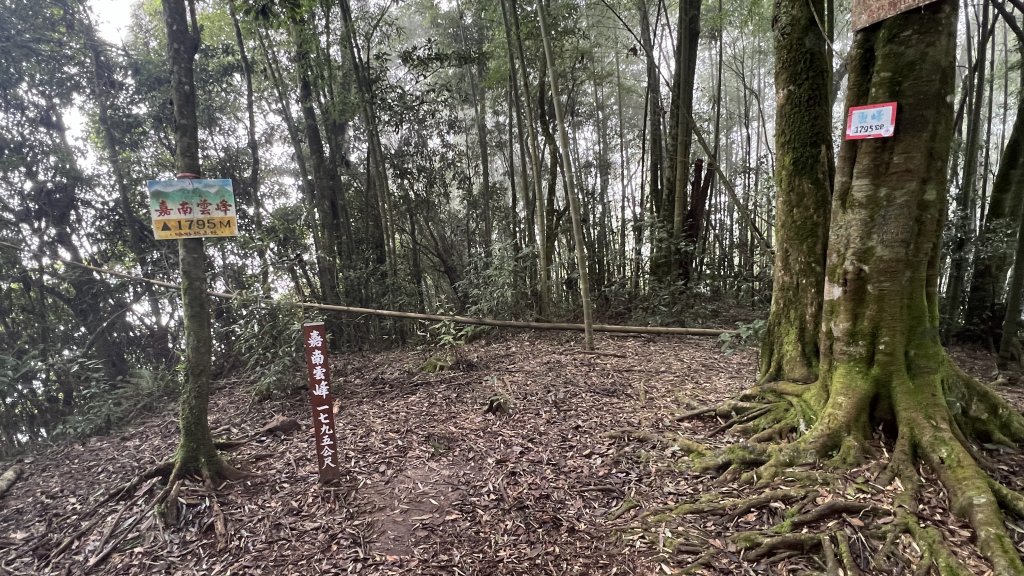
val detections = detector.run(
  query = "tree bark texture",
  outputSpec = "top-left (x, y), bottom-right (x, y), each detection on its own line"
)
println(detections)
top-left (965, 69), bottom-right (1024, 344)
top-left (759, 0), bottom-right (833, 384)
top-left (161, 0), bottom-right (233, 482)
top-left (807, 3), bottom-right (1024, 571)
top-left (668, 0), bottom-right (702, 280)
top-left (944, 0), bottom-right (991, 338)
top-left (291, 16), bottom-right (343, 316)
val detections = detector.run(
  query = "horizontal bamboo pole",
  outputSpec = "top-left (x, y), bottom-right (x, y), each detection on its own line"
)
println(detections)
top-left (292, 301), bottom-right (733, 336)
top-left (0, 240), bottom-right (735, 337)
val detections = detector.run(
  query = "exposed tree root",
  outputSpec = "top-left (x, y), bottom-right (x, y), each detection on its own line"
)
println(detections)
top-left (640, 488), bottom-right (814, 524)
top-left (603, 428), bottom-right (706, 456)
top-left (152, 447), bottom-right (250, 525)
top-left (821, 532), bottom-right (841, 576)
top-left (607, 498), bottom-right (639, 521)
top-left (903, 515), bottom-right (974, 576)
top-left (989, 478), bottom-right (1024, 519)
top-left (42, 474), bottom-right (163, 568)
top-left (834, 531), bottom-right (863, 576)
top-left (781, 499), bottom-right (884, 532)
top-left (648, 355), bottom-right (1024, 573)
top-left (730, 531), bottom-right (820, 562)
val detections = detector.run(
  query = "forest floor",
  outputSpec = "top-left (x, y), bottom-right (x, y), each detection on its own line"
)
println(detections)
top-left (1, 331), bottom-right (1023, 575)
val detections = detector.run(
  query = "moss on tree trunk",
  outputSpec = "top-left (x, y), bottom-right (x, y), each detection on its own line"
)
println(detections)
top-left (161, 0), bottom-right (238, 486)
top-left (759, 0), bottom-right (833, 384)
top-left (678, 2), bottom-right (1024, 572)
top-left (774, 2), bottom-right (1024, 570)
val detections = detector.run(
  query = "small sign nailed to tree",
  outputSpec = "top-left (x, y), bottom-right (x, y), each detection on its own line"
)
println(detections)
top-left (845, 102), bottom-right (898, 140)
top-left (302, 322), bottom-right (341, 483)
top-left (852, 0), bottom-right (940, 31)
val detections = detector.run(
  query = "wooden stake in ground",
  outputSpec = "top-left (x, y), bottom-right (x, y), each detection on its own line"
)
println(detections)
top-left (302, 322), bottom-right (341, 483)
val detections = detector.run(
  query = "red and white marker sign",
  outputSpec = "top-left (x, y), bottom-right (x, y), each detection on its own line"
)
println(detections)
top-left (845, 102), bottom-right (898, 140)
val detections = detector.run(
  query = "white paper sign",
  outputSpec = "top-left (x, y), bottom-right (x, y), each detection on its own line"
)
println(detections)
top-left (845, 102), bottom-right (898, 140)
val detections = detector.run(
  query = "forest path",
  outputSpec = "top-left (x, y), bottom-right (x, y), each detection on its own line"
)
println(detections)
top-left (0, 332), bottom-right (752, 575)
top-left (4, 334), bottom-right (1021, 574)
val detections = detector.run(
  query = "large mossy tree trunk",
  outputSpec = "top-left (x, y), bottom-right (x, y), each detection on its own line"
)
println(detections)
top-left (771, 2), bottom-right (1024, 570)
top-left (161, 0), bottom-right (239, 485)
top-left (758, 0), bottom-right (833, 385)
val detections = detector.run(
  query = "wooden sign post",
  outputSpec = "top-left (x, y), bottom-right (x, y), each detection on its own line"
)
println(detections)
top-left (302, 322), bottom-right (341, 483)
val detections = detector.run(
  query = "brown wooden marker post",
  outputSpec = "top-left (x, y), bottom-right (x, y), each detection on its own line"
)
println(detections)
top-left (302, 322), bottom-right (341, 483)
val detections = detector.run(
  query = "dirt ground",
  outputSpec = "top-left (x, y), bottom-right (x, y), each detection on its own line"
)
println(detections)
top-left (1, 332), bottom-right (1022, 575)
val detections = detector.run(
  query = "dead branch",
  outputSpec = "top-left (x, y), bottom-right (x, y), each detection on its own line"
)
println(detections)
top-left (85, 510), bottom-right (149, 572)
top-left (706, 405), bottom-right (773, 437)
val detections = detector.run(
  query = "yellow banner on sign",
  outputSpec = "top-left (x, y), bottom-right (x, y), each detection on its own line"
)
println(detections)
top-left (153, 217), bottom-right (237, 240)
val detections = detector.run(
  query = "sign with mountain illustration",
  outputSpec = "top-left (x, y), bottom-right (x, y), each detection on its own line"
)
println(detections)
top-left (852, 0), bottom-right (940, 31)
top-left (147, 179), bottom-right (237, 240)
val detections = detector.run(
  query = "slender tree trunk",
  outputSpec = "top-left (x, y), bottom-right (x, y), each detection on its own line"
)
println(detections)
top-left (998, 198), bottom-right (1024, 370)
top-left (945, 0), bottom-right (991, 337)
top-left (337, 0), bottom-right (397, 286)
top-left (637, 0), bottom-right (665, 283)
top-left (500, 0), bottom-right (536, 298)
top-left (614, 53), bottom-right (630, 281)
top-left (679, 159), bottom-right (712, 286)
top-left (506, 0), bottom-right (551, 316)
top-left (79, 8), bottom-right (173, 369)
top-left (668, 0), bottom-right (702, 279)
top-left (406, 194), bottom-right (427, 313)
top-left (471, 59), bottom-right (493, 262)
top-left (160, 0), bottom-right (237, 484)
top-left (291, 17), bottom-right (342, 316)
top-left (226, 0), bottom-right (269, 294)
top-left (965, 45), bottom-right (1024, 345)
top-left (537, 0), bottom-right (594, 350)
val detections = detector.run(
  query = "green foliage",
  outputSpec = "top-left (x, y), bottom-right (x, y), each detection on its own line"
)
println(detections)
top-left (56, 369), bottom-right (178, 440)
top-left (458, 241), bottom-right (534, 320)
top-left (224, 294), bottom-right (304, 400)
top-left (421, 320), bottom-right (465, 372)
top-left (718, 319), bottom-right (766, 354)
top-left (430, 319), bottom-right (472, 348)
top-left (420, 319), bottom-right (485, 372)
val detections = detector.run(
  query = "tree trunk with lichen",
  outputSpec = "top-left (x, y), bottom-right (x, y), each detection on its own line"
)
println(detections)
top-left (672, 3), bottom-right (1024, 572)
top-left (161, 0), bottom-right (239, 485)
top-left (758, 2), bottom-right (1024, 571)
top-left (758, 0), bottom-right (833, 385)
